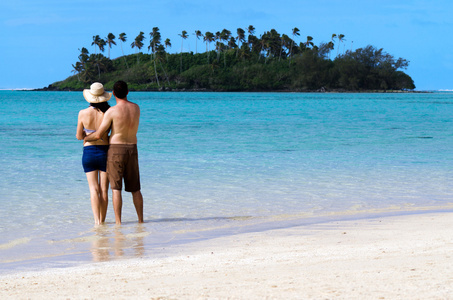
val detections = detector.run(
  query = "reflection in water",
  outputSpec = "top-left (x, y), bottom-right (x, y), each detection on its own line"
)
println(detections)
top-left (113, 227), bottom-right (126, 257)
top-left (132, 225), bottom-right (146, 257)
top-left (87, 215), bottom-right (270, 263)
top-left (90, 224), bottom-right (146, 262)
top-left (91, 226), bottom-right (110, 262)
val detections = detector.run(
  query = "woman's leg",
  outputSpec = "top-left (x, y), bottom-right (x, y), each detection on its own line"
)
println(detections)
top-left (99, 171), bottom-right (109, 223)
top-left (86, 170), bottom-right (102, 225)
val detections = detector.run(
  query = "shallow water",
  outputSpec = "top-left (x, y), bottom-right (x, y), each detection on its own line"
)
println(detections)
top-left (1, 91), bottom-right (453, 273)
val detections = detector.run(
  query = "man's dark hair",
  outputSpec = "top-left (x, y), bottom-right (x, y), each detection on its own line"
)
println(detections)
top-left (113, 80), bottom-right (129, 99)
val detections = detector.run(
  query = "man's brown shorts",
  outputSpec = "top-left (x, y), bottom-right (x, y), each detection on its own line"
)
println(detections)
top-left (107, 144), bottom-right (141, 192)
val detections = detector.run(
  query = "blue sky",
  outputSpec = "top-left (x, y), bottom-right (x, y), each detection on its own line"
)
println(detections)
top-left (1, 0), bottom-right (451, 90)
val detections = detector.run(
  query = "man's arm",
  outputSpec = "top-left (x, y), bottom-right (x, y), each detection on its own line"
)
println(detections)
top-left (84, 109), bottom-right (113, 142)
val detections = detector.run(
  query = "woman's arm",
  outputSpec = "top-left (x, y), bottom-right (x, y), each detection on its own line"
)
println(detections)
top-left (76, 111), bottom-right (86, 140)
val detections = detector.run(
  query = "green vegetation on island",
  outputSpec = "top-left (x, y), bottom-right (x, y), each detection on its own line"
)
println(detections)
top-left (47, 27), bottom-right (415, 92)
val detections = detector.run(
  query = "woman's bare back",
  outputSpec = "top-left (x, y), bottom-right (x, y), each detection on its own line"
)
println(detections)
top-left (79, 107), bottom-right (109, 146)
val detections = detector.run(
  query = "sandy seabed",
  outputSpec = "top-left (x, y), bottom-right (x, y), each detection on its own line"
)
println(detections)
top-left (1, 212), bottom-right (453, 299)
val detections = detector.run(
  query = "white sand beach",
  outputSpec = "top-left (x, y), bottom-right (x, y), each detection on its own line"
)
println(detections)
top-left (2, 212), bottom-right (453, 299)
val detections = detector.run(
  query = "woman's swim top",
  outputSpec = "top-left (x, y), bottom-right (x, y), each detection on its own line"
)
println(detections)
top-left (83, 128), bottom-right (96, 134)
top-left (83, 128), bottom-right (104, 142)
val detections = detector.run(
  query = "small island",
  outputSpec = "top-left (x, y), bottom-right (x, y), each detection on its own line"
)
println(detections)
top-left (44, 27), bottom-right (415, 92)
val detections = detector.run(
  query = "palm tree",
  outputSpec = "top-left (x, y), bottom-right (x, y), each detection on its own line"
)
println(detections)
top-left (72, 62), bottom-right (82, 81)
top-left (338, 34), bottom-right (346, 54)
top-left (247, 25), bottom-right (256, 51)
top-left (178, 30), bottom-right (188, 73)
top-left (149, 27), bottom-right (162, 87)
top-left (290, 27), bottom-right (300, 64)
top-left (131, 32), bottom-right (145, 53)
top-left (258, 34), bottom-right (269, 62)
top-left (327, 41), bottom-right (335, 59)
top-left (228, 36), bottom-right (237, 49)
top-left (118, 32), bottom-right (129, 68)
top-left (105, 33), bottom-right (116, 58)
top-left (214, 31), bottom-right (222, 61)
top-left (149, 27), bottom-right (161, 58)
top-left (236, 28), bottom-right (245, 57)
top-left (78, 47), bottom-right (89, 63)
top-left (221, 29), bottom-right (231, 48)
top-left (179, 30), bottom-right (188, 52)
top-left (93, 53), bottom-right (106, 79)
top-left (247, 25), bottom-right (255, 39)
top-left (76, 47), bottom-right (94, 82)
top-left (260, 29), bottom-right (281, 59)
top-left (91, 38), bottom-right (106, 79)
top-left (164, 38), bottom-right (171, 62)
top-left (131, 32), bottom-right (145, 64)
top-left (155, 53), bottom-right (171, 86)
top-left (164, 38), bottom-right (172, 50)
top-left (220, 29), bottom-right (231, 67)
top-left (91, 35), bottom-right (101, 54)
top-left (331, 34), bottom-right (337, 56)
top-left (283, 34), bottom-right (292, 58)
top-left (204, 31), bottom-right (214, 63)
top-left (331, 33), bottom-right (337, 43)
top-left (334, 34), bottom-right (345, 56)
top-left (194, 30), bottom-right (202, 54)
top-left (98, 39), bottom-right (106, 53)
top-left (305, 36), bottom-right (314, 48)
top-left (280, 34), bottom-right (290, 61)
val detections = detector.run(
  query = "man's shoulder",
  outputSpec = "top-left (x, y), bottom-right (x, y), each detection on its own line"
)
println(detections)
top-left (122, 100), bottom-right (140, 111)
top-left (125, 100), bottom-right (139, 107)
top-left (103, 105), bottom-right (117, 119)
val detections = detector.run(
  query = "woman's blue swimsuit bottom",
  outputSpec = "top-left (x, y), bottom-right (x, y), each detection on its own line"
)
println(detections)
top-left (82, 145), bottom-right (109, 173)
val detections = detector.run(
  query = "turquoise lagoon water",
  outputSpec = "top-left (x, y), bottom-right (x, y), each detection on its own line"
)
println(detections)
top-left (1, 90), bottom-right (453, 273)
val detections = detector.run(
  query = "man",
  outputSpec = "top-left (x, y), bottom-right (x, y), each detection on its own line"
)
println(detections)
top-left (85, 80), bottom-right (143, 224)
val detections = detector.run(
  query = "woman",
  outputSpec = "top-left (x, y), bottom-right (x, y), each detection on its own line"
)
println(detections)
top-left (76, 82), bottom-right (111, 225)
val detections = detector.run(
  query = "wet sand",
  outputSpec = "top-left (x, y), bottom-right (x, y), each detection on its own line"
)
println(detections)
top-left (2, 212), bottom-right (453, 299)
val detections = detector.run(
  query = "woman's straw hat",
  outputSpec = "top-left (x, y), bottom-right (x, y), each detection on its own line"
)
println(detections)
top-left (83, 82), bottom-right (112, 103)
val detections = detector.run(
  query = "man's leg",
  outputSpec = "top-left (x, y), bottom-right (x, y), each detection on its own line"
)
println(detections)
top-left (132, 190), bottom-right (144, 223)
top-left (112, 189), bottom-right (123, 225)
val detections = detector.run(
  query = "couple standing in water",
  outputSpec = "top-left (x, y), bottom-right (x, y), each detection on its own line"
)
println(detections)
top-left (76, 81), bottom-right (143, 225)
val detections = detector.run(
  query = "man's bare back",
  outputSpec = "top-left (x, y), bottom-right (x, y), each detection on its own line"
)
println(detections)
top-left (103, 99), bottom-right (140, 145)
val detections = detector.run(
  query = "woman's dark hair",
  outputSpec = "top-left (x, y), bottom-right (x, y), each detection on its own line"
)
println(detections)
top-left (90, 102), bottom-right (110, 113)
